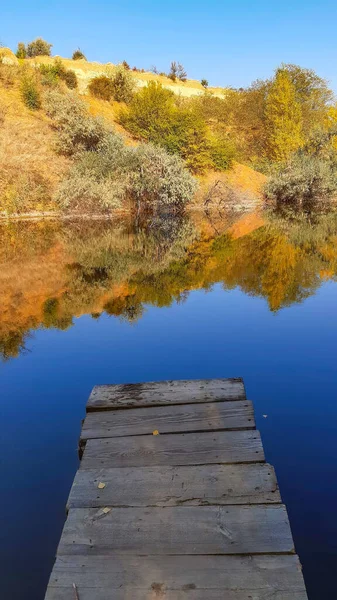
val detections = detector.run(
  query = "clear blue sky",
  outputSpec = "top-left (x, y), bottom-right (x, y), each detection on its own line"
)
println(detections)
top-left (2, 0), bottom-right (337, 90)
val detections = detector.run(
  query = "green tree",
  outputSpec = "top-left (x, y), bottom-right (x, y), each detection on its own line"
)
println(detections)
top-left (26, 38), bottom-right (52, 57)
top-left (120, 82), bottom-right (212, 172)
top-left (265, 69), bottom-right (303, 162)
top-left (16, 42), bottom-right (27, 59)
top-left (281, 64), bottom-right (333, 139)
top-left (165, 108), bottom-right (211, 172)
top-left (110, 64), bottom-right (135, 103)
top-left (119, 81), bottom-right (175, 144)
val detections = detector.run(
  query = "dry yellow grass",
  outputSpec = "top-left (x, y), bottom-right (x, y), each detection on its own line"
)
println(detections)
top-left (193, 162), bottom-right (267, 207)
top-left (0, 76), bottom-right (70, 213)
top-left (0, 47), bottom-right (19, 65)
top-left (30, 55), bottom-right (226, 98)
top-left (0, 51), bottom-right (264, 217)
top-left (85, 96), bottom-right (136, 144)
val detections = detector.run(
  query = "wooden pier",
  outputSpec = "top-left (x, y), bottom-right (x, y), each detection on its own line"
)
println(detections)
top-left (45, 378), bottom-right (308, 599)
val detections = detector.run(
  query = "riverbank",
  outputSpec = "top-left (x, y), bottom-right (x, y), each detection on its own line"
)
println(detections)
top-left (0, 162), bottom-right (266, 221)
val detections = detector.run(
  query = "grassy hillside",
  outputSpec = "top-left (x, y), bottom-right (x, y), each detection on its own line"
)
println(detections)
top-left (0, 47), bottom-right (265, 217)
top-left (0, 65), bottom-right (70, 214)
top-left (31, 55), bottom-right (226, 98)
top-left (2, 43), bottom-right (337, 217)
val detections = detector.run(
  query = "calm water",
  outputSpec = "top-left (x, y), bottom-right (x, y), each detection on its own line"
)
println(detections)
top-left (1, 210), bottom-right (337, 599)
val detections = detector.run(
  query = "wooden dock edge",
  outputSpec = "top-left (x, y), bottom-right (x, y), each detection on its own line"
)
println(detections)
top-left (44, 378), bottom-right (308, 600)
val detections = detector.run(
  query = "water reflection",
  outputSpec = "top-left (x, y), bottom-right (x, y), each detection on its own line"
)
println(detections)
top-left (1, 208), bottom-right (337, 360)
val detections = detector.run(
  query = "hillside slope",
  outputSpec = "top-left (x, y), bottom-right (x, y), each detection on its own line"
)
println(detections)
top-left (32, 55), bottom-right (226, 98)
top-left (0, 49), bottom-right (265, 216)
top-left (0, 76), bottom-right (70, 213)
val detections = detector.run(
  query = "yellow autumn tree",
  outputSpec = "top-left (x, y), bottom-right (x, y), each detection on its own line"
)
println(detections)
top-left (323, 104), bottom-right (337, 151)
top-left (265, 69), bottom-right (303, 162)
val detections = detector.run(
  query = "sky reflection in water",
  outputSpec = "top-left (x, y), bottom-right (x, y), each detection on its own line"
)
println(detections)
top-left (0, 209), bottom-right (337, 599)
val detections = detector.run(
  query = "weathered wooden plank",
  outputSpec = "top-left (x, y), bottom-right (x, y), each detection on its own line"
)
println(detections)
top-left (67, 463), bottom-right (280, 508)
top-left (81, 400), bottom-right (255, 441)
top-left (45, 554), bottom-right (308, 600)
top-left (87, 378), bottom-right (246, 411)
top-left (46, 588), bottom-right (307, 600)
top-left (46, 589), bottom-right (307, 600)
top-left (57, 505), bottom-right (294, 555)
top-left (81, 429), bottom-right (265, 469)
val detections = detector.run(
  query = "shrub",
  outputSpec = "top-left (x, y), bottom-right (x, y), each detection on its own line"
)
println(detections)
top-left (165, 108), bottom-right (212, 173)
top-left (201, 79), bottom-right (208, 88)
top-left (16, 43), bottom-right (27, 59)
top-left (122, 60), bottom-right (130, 70)
top-left (40, 59), bottom-right (77, 89)
top-left (168, 61), bottom-right (178, 81)
top-left (89, 67), bottom-right (135, 103)
top-left (56, 131), bottom-right (197, 213)
top-left (56, 130), bottom-right (129, 211)
top-left (21, 75), bottom-right (41, 110)
top-left (120, 82), bottom-right (212, 173)
top-left (177, 63), bottom-right (187, 82)
top-left (209, 136), bottom-right (236, 170)
top-left (89, 75), bottom-right (114, 100)
top-left (168, 61), bottom-right (187, 82)
top-left (265, 153), bottom-right (337, 211)
top-left (39, 65), bottom-right (59, 87)
top-left (39, 61), bottom-right (63, 86)
top-left (57, 163), bottom-right (126, 212)
top-left (0, 168), bottom-right (51, 213)
top-left (119, 81), bottom-right (175, 143)
top-left (62, 69), bottom-right (77, 89)
top-left (72, 48), bottom-right (86, 60)
top-left (129, 143), bottom-right (198, 211)
top-left (44, 90), bottom-right (107, 154)
top-left (110, 64), bottom-right (135, 103)
top-left (26, 38), bottom-right (52, 58)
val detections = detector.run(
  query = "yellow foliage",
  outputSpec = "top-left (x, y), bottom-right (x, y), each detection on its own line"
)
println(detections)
top-left (265, 69), bottom-right (304, 162)
top-left (324, 105), bottom-right (337, 150)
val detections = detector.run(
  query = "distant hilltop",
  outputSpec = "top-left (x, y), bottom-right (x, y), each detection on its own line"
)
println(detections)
top-left (2, 47), bottom-right (226, 98)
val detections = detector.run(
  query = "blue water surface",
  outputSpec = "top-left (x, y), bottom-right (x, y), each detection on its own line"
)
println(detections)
top-left (1, 281), bottom-right (337, 599)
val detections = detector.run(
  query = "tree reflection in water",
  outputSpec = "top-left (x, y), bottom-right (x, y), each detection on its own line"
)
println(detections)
top-left (1, 207), bottom-right (337, 359)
